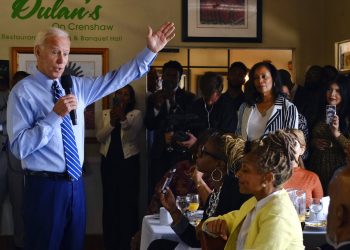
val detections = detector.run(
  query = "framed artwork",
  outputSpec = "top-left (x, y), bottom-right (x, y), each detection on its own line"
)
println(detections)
top-left (182, 0), bottom-right (262, 42)
top-left (335, 39), bottom-right (350, 73)
top-left (11, 47), bottom-right (109, 143)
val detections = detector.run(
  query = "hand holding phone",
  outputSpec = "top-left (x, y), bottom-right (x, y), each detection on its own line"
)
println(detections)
top-left (161, 168), bottom-right (176, 194)
top-left (326, 105), bottom-right (336, 125)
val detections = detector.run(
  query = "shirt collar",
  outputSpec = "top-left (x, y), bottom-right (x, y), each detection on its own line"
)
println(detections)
top-left (256, 189), bottom-right (283, 211)
top-left (33, 68), bottom-right (61, 91)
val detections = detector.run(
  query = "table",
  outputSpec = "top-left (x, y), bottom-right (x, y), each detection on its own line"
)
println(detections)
top-left (303, 227), bottom-right (327, 250)
top-left (140, 214), bottom-right (326, 250)
top-left (140, 214), bottom-right (201, 250)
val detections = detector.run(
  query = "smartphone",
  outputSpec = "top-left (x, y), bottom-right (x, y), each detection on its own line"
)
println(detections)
top-left (161, 168), bottom-right (176, 194)
top-left (326, 105), bottom-right (336, 125)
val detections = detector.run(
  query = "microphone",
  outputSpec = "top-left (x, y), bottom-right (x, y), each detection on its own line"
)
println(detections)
top-left (61, 75), bottom-right (77, 125)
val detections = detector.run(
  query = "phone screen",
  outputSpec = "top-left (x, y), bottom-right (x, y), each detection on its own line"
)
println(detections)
top-left (326, 105), bottom-right (336, 125)
top-left (161, 168), bottom-right (176, 194)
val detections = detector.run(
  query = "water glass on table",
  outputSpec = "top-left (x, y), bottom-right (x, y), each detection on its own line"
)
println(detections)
top-left (176, 195), bottom-right (190, 214)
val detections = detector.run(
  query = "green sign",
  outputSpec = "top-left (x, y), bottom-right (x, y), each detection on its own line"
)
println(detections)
top-left (12, 0), bottom-right (102, 20)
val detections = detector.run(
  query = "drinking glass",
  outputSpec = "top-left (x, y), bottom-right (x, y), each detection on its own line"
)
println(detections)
top-left (176, 195), bottom-right (189, 214)
top-left (310, 198), bottom-right (323, 220)
top-left (188, 194), bottom-right (200, 213)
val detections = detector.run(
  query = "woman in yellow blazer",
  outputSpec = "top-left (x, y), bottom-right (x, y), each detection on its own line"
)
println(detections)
top-left (202, 130), bottom-right (304, 250)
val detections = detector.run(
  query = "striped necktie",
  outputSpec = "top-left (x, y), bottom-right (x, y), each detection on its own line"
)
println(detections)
top-left (52, 81), bottom-right (81, 181)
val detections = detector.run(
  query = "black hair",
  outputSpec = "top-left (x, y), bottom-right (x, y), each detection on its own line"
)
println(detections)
top-left (320, 75), bottom-right (350, 134)
top-left (162, 60), bottom-right (183, 77)
top-left (199, 72), bottom-right (223, 98)
top-left (244, 61), bottom-right (282, 106)
top-left (11, 71), bottom-right (30, 87)
top-left (278, 69), bottom-right (293, 91)
top-left (118, 84), bottom-right (136, 114)
top-left (229, 61), bottom-right (248, 73)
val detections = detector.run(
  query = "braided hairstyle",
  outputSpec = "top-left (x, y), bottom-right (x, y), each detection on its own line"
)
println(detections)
top-left (223, 134), bottom-right (246, 173)
top-left (252, 130), bottom-right (297, 187)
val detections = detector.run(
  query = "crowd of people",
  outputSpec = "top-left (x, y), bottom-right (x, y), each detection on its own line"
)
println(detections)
top-left (1, 21), bottom-right (350, 250)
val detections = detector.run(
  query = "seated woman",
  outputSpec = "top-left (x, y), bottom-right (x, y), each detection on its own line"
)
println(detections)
top-left (202, 130), bottom-right (304, 250)
top-left (130, 130), bottom-right (216, 250)
top-left (147, 132), bottom-right (250, 250)
top-left (283, 129), bottom-right (323, 206)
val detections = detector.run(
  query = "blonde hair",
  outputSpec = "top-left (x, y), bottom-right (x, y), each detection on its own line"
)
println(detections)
top-left (286, 129), bottom-right (306, 168)
top-left (223, 134), bottom-right (246, 173)
top-left (252, 130), bottom-right (297, 187)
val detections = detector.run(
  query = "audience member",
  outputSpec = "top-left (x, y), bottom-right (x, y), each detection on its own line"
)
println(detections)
top-left (6, 23), bottom-right (175, 250)
top-left (145, 60), bottom-right (195, 196)
top-left (283, 129), bottom-right (323, 206)
top-left (294, 65), bottom-right (326, 131)
top-left (130, 129), bottom-right (216, 250)
top-left (279, 69), bottom-right (310, 159)
top-left (201, 130), bottom-right (304, 249)
top-left (96, 85), bottom-right (142, 250)
top-left (148, 132), bottom-right (250, 249)
top-left (310, 75), bottom-right (350, 193)
top-left (236, 61), bottom-right (298, 141)
top-left (186, 72), bottom-right (224, 137)
top-left (0, 71), bottom-right (29, 250)
top-left (216, 62), bottom-right (247, 133)
top-left (325, 166), bottom-right (350, 250)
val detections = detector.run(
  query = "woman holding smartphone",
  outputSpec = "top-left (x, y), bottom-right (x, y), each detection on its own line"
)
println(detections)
top-left (96, 85), bottom-right (142, 250)
top-left (309, 75), bottom-right (350, 193)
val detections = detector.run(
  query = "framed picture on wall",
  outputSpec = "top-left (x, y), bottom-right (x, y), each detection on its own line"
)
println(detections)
top-left (182, 0), bottom-right (262, 42)
top-left (335, 39), bottom-right (350, 73)
top-left (11, 47), bottom-right (109, 143)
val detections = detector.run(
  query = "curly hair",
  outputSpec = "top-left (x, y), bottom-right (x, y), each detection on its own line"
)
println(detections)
top-left (223, 134), bottom-right (246, 173)
top-left (252, 130), bottom-right (297, 187)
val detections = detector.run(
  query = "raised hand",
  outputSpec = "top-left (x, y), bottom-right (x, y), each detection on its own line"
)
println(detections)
top-left (147, 22), bottom-right (175, 53)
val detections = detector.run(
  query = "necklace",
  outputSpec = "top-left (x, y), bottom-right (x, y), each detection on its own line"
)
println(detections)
top-left (204, 100), bottom-right (214, 128)
top-left (257, 103), bottom-right (273, 117)
top-left (205, 185), bottom-right (222, 217)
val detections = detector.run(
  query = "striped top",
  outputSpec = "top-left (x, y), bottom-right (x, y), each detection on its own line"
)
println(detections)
top-left (236, 95), bottom-right (299, 140)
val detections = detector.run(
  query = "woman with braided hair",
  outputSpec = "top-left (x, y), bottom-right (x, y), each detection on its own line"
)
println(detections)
top-left (202, 130), bottom-right (304, 250)
top-left (147, 131), bottom-right (250, 250)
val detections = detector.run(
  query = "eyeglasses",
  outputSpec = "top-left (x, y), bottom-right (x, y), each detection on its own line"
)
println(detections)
top-left (199, 145), bottom-right (222, 160)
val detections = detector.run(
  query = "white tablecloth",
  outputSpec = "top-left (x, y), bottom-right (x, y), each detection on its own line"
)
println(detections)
top-left (140, 214), bottom-right (326, 250)
top-left (140, 214), bottom-right (201, 250)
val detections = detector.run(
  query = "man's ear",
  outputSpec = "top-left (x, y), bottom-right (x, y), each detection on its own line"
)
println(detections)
top-left (34, 45), bottom-right (40, 58)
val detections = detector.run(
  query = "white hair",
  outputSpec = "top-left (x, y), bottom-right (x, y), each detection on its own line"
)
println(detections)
top-left (34, 27), bottom-right (70, 48)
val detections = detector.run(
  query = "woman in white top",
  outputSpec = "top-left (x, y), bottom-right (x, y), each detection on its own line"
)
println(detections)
top-left (236, 62), bottom-right (298, 141)
top-left (96, 84), bottom-right (142, 250)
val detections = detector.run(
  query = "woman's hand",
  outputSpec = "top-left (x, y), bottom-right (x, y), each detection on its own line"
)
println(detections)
top-left (330, 114), bottom-right (341, 137)
top-left (110, 104), bottom-right (126, 126)
top-left (159, 187), bottom-right (177, 214)
top-left (205, 219), bottom-right (229, 240)
top-left (312, 138), bottom-right (332, 150)
top-left (189, 165), bottom-right (204, 186)
top-left (177, 132), bottom-right (197, 149)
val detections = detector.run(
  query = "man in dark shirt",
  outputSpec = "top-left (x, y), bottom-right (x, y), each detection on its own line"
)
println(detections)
top-left (145, 60), bottom-right (195, 196)
top-left (216, 61), bottom-right (247, 133)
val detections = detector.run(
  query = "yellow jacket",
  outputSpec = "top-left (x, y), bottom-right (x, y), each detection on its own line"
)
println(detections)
top-left (204, 189), bottom-right (304, 250)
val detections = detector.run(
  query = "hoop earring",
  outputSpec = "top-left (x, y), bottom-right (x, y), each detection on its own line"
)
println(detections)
top-left (211, 168), bottom-right (223, 182)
